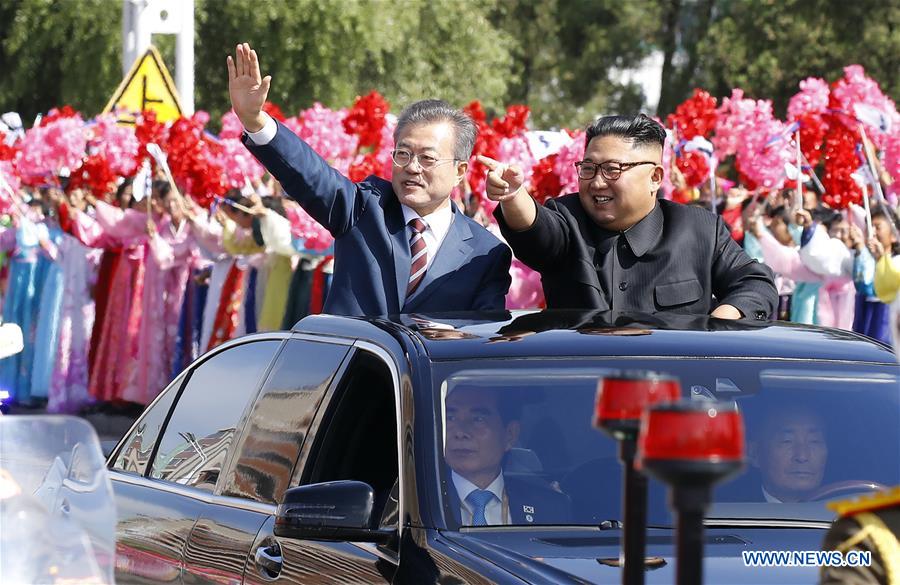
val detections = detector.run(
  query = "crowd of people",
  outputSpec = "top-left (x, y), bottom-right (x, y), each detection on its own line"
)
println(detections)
top-left (0, 47), bottom-right (897, 416)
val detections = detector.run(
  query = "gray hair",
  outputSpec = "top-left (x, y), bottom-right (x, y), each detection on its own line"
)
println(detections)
top-left (394, 99), bottom-right (477, 161)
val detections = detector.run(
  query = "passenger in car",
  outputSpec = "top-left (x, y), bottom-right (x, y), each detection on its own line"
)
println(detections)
top-left (748, 402), bottom-right (828, 503)
top-left (484, 113), bottom-right (778, 320)
top-left (443, 385), bottom-right (570, 526)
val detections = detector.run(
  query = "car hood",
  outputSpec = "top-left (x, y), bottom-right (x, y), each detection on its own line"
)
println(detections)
top-left (440, 526), bottom-right (826, 584)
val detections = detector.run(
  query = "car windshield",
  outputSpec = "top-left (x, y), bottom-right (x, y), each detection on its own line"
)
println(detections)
top-left (434, 358), bottom-right (900, 528)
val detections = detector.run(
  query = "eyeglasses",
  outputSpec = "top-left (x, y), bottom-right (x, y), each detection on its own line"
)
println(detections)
top-left (574, 160), bottom-right (657, 181)
top-left (391, 149), bottom-right (458, 170)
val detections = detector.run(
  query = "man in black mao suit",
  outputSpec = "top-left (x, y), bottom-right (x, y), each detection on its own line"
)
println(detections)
top-left (481, 114), bottom-right (777, 320)
top-left (228, 43), bottom-right (511, 316)
top-left (443, 384), bottom-right (570, 527)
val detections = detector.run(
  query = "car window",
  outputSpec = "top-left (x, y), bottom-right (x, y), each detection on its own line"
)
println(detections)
top-left (302, 350), bottom-right (398, 523)
top-left (149, 340), bottom-right (281, 492)
top-left (111, 371), bottom-right (185, 476)
top-left (434, 360), bottom-right (900, 528)
top-left (220, 338), bottom-right (350, 504)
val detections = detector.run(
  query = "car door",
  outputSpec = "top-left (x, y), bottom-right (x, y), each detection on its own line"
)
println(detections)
top-left (182, 335), bottom-right (352, 585)
top-left (242, 343), bottom-right (402, 584)
top-left (110, 337), bottom-right (284, 585)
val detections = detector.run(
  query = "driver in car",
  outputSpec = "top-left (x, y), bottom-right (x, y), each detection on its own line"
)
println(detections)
top-left (749, 402), bottom-right (828, 503)
top-left (443, 385), bottom-right (570, 526)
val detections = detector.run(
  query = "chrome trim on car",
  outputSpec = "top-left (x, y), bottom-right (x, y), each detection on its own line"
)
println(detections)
top-left (704, 518), bottom-right (832, 529)
top-left (110, 469), bottom-right (276, 515)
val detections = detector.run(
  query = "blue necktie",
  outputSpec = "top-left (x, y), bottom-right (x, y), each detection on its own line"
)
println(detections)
top-left (465, 489), bottom-right (495, 526)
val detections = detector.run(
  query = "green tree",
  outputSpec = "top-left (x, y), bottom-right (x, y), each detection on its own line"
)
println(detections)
top-left (490, 0), bottom-right (663, 129)
top-left (194, 0), bottom-right (516, 126)
top-left (0, 0), bottom-right (121, 122)
top-left (659, 0), bottom-right (899, 117)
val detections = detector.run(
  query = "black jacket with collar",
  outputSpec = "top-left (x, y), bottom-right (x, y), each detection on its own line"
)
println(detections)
top-left (495, 196), bottom-right (777, 320)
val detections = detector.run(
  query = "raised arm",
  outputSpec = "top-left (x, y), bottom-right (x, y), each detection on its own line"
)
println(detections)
top-left (228, 42), bottom-right (361, 237)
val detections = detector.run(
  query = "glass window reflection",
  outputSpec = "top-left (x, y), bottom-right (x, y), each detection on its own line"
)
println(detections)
top-left (112, 373), bottom-right (183, 476)
top-left (221, 339), bottom-right (349, 503)
top-left (150, 340), bottom-right (281, 492)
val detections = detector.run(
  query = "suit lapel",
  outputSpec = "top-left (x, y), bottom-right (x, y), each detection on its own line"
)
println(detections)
top-left (404, 204), bottom-right (473, 311)
top-left (446, 479), bottom-right (463, 525)
top-left (505, 480), bottom-right (534, 524)
top-left (386, 196), bottom-right (411, 310)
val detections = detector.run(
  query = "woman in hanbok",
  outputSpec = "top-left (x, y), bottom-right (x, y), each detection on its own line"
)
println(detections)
top-left (29, 201), bottom-right (65, 402)
top-left (0, 206), bottom-right (51, 404)
top-left (749, 205), bottom-right (823, 324)
top-left (69, 186), bottom-right (169, 405)
top-left (798, 210), bottom-right (856, 331)
top-left (869, 207), bottom-right (900, 306)
top-left (251, 197), bottom-right (297, 331)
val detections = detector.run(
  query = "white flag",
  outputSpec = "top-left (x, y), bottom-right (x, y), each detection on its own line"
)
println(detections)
top-left (854, 104), bottom-right (892, 133)
top-left (784, 162), bottom-right (810, 183)
top-left (525, 131), bottom-right (572, 160)
top-left (133, 160), bottom-right (152, 202)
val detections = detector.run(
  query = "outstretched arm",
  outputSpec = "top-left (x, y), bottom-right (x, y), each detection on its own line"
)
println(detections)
top-left (228, 42), bottom-right (363, 238)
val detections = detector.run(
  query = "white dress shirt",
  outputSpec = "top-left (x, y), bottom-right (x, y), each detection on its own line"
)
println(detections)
top-left (762, 486), bottom-right (784, 503)
top-left (245, 113), bottom-right (279, 145)
top-left (401, 204), bottom-right (453, 274)
top-left (452, 471), bottom-right (506, 526)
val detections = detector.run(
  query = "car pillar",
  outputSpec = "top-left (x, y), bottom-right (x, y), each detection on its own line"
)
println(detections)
top-left (594, 371), bottom-right (681, 585)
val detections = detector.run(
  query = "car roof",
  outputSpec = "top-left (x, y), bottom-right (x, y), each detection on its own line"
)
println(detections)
top-left (292, 310), bottom-right (896, 364)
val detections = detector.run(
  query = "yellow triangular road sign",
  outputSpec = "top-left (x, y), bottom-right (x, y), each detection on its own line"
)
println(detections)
top-left (103, 45), bottom-right (183, 124)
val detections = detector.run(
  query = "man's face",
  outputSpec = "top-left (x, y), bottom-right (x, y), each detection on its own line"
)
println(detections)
top-left (444, 387), bottom-right (518, 488)
top-left (752, 410), bottom-right (828, 502)
top-left (391, 121), bottom-right (466, 216)
top-left (578, 135), bottom-right (663, 232)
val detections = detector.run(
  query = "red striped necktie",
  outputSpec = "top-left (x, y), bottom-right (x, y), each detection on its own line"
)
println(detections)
top-left (407, 218), bottom-right (428, 296)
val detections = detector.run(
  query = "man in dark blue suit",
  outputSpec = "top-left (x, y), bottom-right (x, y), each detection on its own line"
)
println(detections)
top-left (443, 384), bottom-right (570, 526)
top-left (227, 43), bottom-right (511, 316)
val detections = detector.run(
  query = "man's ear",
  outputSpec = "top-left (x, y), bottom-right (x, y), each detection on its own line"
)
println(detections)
top-left (650, 164), bottom-right (664, 194)
top-left (505, 421), bottom-right (521, 451)
top-left (455, 161), bottom-right (469, 185)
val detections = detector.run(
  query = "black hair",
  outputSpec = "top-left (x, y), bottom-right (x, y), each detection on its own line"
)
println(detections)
top-left (152, 179), bottom-right (171, 199)
top-left (224, 188), bottom-right (253, 215)
top-left (115, 177), bottom-right (134, 208)
top-left (809, 206), bottom-right (837, 225)
top-left (584, 113), bottom-right (666, 152)
top-left (766, 204), bottom-right (792, 225)
top-left (261, 196), bottom-right (286, 218)
top-left (818, 209), bottom-right (846, 232)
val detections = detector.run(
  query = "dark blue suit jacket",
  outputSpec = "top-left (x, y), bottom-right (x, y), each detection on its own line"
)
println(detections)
top-left (243, 122), bottom-right (512, 316)
top-left (447, 474), bottom-right (572, 526)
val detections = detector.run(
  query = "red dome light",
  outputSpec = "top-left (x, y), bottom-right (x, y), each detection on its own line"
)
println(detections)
top-left (637, 401), bottom-right (745, 483)
top-left (594, 371), bottom-right (681, 437)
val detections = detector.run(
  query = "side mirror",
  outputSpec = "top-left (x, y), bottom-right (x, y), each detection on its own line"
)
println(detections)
top-left (275, 480), bottom-right (395, 544)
